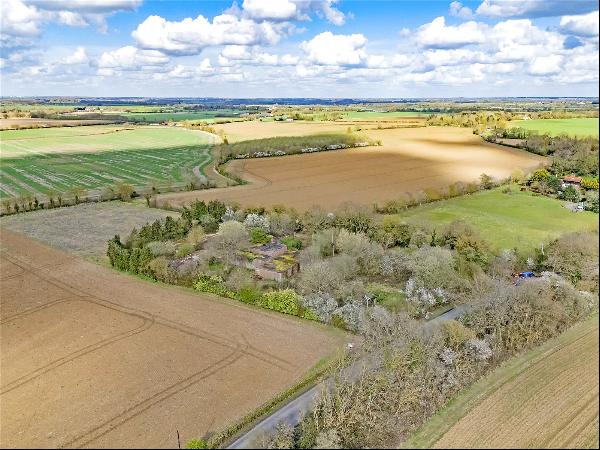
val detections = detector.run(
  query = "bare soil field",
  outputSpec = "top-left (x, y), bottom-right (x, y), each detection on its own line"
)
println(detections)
top-left (0, 118), bottom-right (114, 130)
top-left (405, 315), bottom-right (599, 449)
top-left (213, 120), bottom-right (358, 142)
top-left (157, 127), bottom-right (545, 211)
top-left (213, 119), bottom-right (425, 143)
top-left (0, 202), bottom-right (177, 260)
top-left (0, 229), bottom-right (344, 448)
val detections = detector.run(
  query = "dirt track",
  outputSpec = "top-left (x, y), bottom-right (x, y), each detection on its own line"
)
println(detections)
top-left (157, 126), bottom-right (546, 211)
top-left (0, 229), bottom-right (343, 448)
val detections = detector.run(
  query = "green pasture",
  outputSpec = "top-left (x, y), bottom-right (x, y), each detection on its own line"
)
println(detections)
top-left (391, 187), bottom-right (598, 251)
top-left (120, 109), bottom-right (243, 123)
top-left (0, 125), bottom-right (213, 198)
top-left (509, 118), bottom-right (598, 137)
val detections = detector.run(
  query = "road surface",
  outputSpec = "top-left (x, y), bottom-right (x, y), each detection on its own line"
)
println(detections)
top-left (226, 305), bottom-right (470, 448)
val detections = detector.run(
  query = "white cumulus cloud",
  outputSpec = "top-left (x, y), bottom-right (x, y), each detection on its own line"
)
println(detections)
top-left (300, 31), bottom-right (368, 66)
top-left (476, 0), bottom-right (598, 18)
top-left (449, 1), bottom-right (473, 19)
top-left (560, 11), bottom-right (599, 37)
top-left (529, 54), bottom-right (563, 75)
top-left (132, 14), bottom-right (291, 55)
top-left (416, 17), bottom-right (487, 49)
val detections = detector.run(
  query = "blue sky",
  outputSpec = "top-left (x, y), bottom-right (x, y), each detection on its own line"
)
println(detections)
top-left (1, 0), bottom-right (598, 97)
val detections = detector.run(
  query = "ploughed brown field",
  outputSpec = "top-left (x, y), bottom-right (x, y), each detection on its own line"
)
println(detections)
top-left (0, 229), bottom-right (343, 448)
top-left (213, 120), bottom-right (358, 142)
top-left (158, 126), bottom-right (546, 211)
top-left (432, 318), bottom-right (599, 449)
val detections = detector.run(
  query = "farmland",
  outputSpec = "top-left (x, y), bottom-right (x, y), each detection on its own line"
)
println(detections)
top-left (120, 109), bottom-right (244, 123)
top-left (0, 125), bottom-right (214, 198)
top-left (404, 314), bottom-right (599, 449)
top-left (509, 118), bottom-right (599, 137)
top-left (0, 201), bottom-right (177, 259)
top-left (394, 187), bottom-right (599, 251)
top-left (214, 120), bottom-right (358, 142)
top-left (342, 111), bottom-right (430, 119)
top-left (0, 229), bottom-right (344, 448)
top-left (157, 126), bottom-right (546, 211)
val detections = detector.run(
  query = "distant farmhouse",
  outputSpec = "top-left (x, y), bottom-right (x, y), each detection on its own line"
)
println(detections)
top-left (561, 175), bottom-right (582, 188)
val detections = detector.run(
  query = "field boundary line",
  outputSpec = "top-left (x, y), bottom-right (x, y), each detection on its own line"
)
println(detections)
top-left (402, 316), bottom-right (598, 448)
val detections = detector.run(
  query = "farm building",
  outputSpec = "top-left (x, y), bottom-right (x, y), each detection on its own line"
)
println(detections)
top-left (562, 175), bottom-right (582, 187)
top-left (240, 241), bottom-right (300, 282)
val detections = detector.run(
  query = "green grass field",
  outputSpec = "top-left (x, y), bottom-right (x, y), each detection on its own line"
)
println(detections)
top-left (121, 109), bottom-right (243, 123)
top-left (392, 187), bottom-right (598, 251)
top-left (0, 125), bottom-right (213, 198)
top-left (509, 118), bottom-right (599, 137)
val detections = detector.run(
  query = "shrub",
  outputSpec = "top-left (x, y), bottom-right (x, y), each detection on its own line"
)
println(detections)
top-left (236, 286), bottom-right (262, 304)
top-left (146, 240), bottom-right (177, 257)
top-left (258, 289), bottom-right (302, 316)
top-left (198, 214), bottom-right (219, 233)
top-left (442, 320), bottom-right (476, 349)
top-left (584, 190), bottom-right (599, 213)
top-left (281, 235), bottom-right (302, 250)
top-left (146, 257), bottom-right (179, 284)
top-left (176, 243), bottom-right (195, 258)
top-left (269, 212), bottom-right (297, 236)
top-left (244, 213), bottom-right (270, 231)
top-left (186, 226), bottom-right (205, 246)
top-left (330, 314), bottom-right (348, 330)
top-left (531, 168), bottom-right (551, 182)
top-left (334, 203), bottom-right (374, 233)
top-left (561, 185), bottom-right (581, 202)
top-left (250, 227), bottom-right (271, 245)
top-left (194, 275), bottom-right (236, 298)
top-left (581, 177), bottom-right (599, 190)
top-left (479, 173), bottom-right (494, 190)
top-left (301, 293), bottom-right (338, 322)
top-left (185, 439), bottom-right (208, 449)
top-left (224, 267), bottom-right (255, 291)
top-left (455, 234), bottom-right (491, 267)
top-left (115, 182), bottom-right (134, 201)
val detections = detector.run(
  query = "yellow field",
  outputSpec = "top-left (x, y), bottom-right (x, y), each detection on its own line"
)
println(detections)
top-left (157, 126), bottom-right (545, 211)
top-left (404, 315), bottom-right (599, 449)
top-left (213, 118), bottom-right (425, 142)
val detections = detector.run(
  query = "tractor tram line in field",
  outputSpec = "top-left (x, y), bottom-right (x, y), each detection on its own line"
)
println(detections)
top-left (0, 125), bottom-right (214, 201)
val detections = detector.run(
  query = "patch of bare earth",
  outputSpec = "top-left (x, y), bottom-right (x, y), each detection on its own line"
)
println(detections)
top-left (433, 323), bottom-right (599, 449)
top-left (157, 126), bottom-right (545, 211)
top-left (0, 229), bottom-right (343, 448)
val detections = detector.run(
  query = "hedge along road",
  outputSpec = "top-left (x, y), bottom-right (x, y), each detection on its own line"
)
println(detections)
top-left (0, 229), bottom-right (345, 448)
top-left (227, 305), bottom-right (470, 448)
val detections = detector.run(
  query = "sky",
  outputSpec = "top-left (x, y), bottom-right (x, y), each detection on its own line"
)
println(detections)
top-left (1, 0), bottom-right (599, 98)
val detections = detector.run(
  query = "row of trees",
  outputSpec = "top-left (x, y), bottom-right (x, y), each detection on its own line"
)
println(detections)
top-left (260, 229), bottom-right (598, 448)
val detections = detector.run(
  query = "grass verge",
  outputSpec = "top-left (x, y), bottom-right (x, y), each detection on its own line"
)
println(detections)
top-left (212, 350), bottom-right (346, 448)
